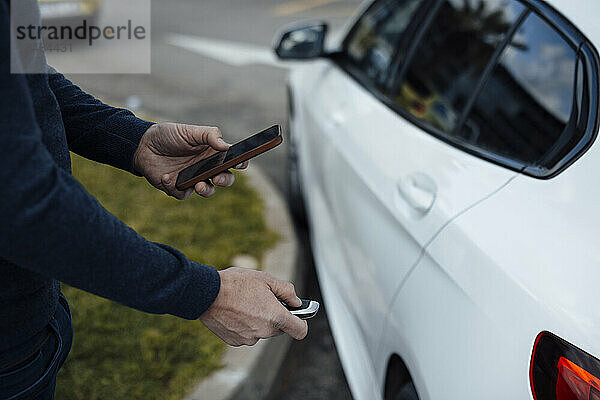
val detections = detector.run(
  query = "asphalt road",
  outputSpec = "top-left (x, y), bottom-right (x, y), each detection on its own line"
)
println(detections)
top-left (263, 227), bottom-right (353, 400)
top-left (59, 0), bottom-right (361, 398)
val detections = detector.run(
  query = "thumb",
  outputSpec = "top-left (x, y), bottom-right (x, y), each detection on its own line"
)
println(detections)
top-left (201, 126), bottom-right (230, 151)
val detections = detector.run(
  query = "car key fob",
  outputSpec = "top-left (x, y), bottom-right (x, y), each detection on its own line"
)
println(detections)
top-left (280, 299), bottom-right (320, 320)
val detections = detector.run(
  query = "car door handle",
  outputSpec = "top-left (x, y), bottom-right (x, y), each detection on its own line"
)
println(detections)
top-left (396, 173), bottom-right (437, 214)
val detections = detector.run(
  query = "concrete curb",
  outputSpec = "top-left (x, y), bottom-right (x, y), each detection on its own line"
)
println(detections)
top-left (184, 164), bottom-right (300, 400)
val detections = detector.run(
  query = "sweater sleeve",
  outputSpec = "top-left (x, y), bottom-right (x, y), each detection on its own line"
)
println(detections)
top-left (47, 69), bottom-right (154, 175)
top-left (0, 2), bottom-right (220, 319)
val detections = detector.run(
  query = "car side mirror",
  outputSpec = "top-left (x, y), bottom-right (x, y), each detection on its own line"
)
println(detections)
top-left (274, 23), bottom-right (328, 60)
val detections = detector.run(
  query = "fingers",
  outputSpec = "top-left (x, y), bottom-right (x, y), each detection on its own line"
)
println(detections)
top-left (161, 174), bottom-right (194, 200)
top-left (173, 189), bottom-right (193, 200)
top-left (212, 171), bottom-right (235, 187)
top-left (174, 189), bottom-right (193, 200)
top-left (194, 172), bottom-right (234, 198)
top-left (223, 337), bottom-right (259, 347)
top-left (236, 338), bottom-right (260, 347)
top-left (194, 181), bottom-right (216, 198)
top-left (234, 161), bottom-right (249, 170)
top-left (267, 277), bottom-right (302, 308)
top-left (274, 311), bottom-right (309, 341)
top-left (191, 171), bottom-right (234, 198)
top-left (266, 277), bottom-right (308, 340)
top-left (183, 189), bottom-right (194, 200)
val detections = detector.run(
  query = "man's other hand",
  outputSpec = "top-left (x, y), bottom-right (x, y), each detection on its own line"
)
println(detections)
top-left (199, 267), bottom-right (309, 346)
top-left (133, 123), bottom-right (249, 200)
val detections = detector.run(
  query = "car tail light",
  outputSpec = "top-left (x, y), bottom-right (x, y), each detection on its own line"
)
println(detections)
top-left (531, 331), bottom-right (600, 400)
top-left (556, 357), bottom-right (600, 400)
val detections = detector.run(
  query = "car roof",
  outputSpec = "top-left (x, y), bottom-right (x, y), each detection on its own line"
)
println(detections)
top-left (545, 0), bottom-right (600, 47)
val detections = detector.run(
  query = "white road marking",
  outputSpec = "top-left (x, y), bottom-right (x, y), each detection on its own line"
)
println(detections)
top-left (164, 33), bottom-right (298, 69)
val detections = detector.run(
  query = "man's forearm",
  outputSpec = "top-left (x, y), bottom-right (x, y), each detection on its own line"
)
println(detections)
top-left (0, 130), bottom-right (220, 319)
top-left (0, 67), bottom-right (218, 319)
top-left (48, 70), bottom-right (154, 174)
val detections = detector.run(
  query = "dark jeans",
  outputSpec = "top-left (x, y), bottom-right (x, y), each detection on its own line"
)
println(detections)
top-left (0, 294), bottom-right (73, 400)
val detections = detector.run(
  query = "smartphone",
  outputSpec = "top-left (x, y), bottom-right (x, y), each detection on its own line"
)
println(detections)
top-left (176, 125), bottom-right (283, 191)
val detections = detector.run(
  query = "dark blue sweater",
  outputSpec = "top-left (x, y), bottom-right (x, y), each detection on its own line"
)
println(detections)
top-left (0, 0), bottom-right (220, 351)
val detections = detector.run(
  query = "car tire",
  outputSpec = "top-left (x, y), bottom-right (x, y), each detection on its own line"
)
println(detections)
top-left (392, 382), bottom-right (419, 400)
top-left (287, 121), bottom-right (307, 227)
top-left (385, 357), bottom-right (420, 400)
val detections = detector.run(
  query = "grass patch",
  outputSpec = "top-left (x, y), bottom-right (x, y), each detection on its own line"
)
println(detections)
top-left (56, 154), bottom-right (278, 400)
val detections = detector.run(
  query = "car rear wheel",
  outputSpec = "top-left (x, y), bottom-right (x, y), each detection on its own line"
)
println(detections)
top-left (390, 382), bottom-right (419, 400)
top-left (287, 121), bottom-right (307, 227)
top-left (385, 356), bottom-right (420, 400)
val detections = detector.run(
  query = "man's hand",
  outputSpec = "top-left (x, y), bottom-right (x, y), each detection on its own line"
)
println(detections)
top-left (200, 267), bottom-right (309, 346)
top-left (133, 123), bottom-right (249, 200)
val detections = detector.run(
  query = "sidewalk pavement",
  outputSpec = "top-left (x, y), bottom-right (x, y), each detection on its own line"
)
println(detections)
top-left (184, 164), bottom-right (301, 400)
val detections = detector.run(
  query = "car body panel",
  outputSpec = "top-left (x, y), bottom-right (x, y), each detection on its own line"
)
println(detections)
top-left (541, 0), bottom-right (600, 48)
top-left (381, 140), bottom-right (600, 398)
top-left (290, 61), bottom-right (517, 400)
top-left (380, 240), bottom-right (542, 400)
top-left (311, 233), bottom-right (384, 400)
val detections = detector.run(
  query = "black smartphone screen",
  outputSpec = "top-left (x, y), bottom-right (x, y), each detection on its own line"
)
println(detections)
top-left (177, 125), bottom-right (280, 185)
top-left (224, 125), bottom-right (279, 162)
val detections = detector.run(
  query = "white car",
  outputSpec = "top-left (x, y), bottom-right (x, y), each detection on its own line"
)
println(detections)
top-left (274, 1), bottom-right (600, 399)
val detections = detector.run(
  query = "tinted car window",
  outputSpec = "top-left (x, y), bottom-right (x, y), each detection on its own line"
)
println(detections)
top-left (460, 13), bottom-right (579, 168)
top-left (345, 0), bottom-right (426, 87)
top-left (392, 0), bottom-right (525, 133)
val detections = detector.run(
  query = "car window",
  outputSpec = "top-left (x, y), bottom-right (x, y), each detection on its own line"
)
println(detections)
top-left (344, 0), bottom-right (426, 88)
top-left (459, 12), bottom-right (580, 168)
top-left (391, 0), bottom-right (525, 133)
